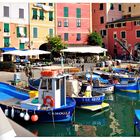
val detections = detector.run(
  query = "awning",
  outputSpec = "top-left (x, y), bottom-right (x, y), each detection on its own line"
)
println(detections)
top-left (61, 46), bottom-right (107, 54)
top-left (0, 47), bottom-right (17, 52)
top-left (2, 49), bottom-right (50, 56)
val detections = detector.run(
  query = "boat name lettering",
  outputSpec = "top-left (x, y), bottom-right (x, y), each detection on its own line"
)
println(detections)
top-left (48, 111), bottom-right (70, 115)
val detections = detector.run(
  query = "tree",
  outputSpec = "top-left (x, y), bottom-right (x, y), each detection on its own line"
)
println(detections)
top-left (47, 36), bottom-right (67, 53)
top-left (88, 32), bottom-right (103, 46)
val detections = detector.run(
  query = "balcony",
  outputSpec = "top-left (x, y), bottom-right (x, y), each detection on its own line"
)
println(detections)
top-left (3, 32), bottom-right (10, 37)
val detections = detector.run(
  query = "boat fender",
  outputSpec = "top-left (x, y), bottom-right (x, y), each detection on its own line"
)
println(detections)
top-left (20, 112), bottom-right (25, 118)
top-left (11, 107), bottom-right (14, 118)
top-left (43, 96), bottom-right (55, 107)
top-left (31, 114), bottom-right (38, 122)
top-left (24, 111), bottom-right (30, 121)
top-left (4, 109), bottom-right (9, 116)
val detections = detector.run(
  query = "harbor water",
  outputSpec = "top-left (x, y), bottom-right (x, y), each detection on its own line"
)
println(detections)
top-left (19, 92), bottom-right (140, 137)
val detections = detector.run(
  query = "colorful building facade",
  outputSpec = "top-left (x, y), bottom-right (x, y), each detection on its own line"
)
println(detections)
top-left (29, 3), bottom-right (55, 49)
top-left (56, 3), bottom-right (92, 45)
top-left (107, 4), bottom-right (140, 59)
top-left (0, 3), bottom-right (29, 50)
top-left (92, 3), bottom-right (122, 49)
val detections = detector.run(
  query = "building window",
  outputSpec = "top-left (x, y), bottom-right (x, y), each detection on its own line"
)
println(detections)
top-left (76, 8), bottom-right (81, 18)
top-left (64, 33), bottom-right (68, 41)
top-left (64, 19), bottom-right (68, 27)
top-left (64, 7), bottom-right (68, 17)
top-left (100, 16), bottom-right (104, 24)
top-left (76, 33), bottom-right (81, 41)
top-left (32, 8), bottom-right (37, 19)
top-left (100, 3), bottom-right (104, 10)
top-left (4, 6), bottom-right (9, 17)
top-left (49, 28), bottom-right (53, 37)
top-left (33, 27), bottom-right (38, 38)
top-left (4, 23), bottom-right (9, 32)
top-left (19, 8), bottom-right (24, 19)
top-left (39, 9), bottom-right (44, 20)
top-left (58, 21), bottom-right (62, 27)
top-left (118, 4), bottom-right (122, 11)
top-left (49, 3), bottom-right (53, 6)
top-left (49, 12), bottom-right (53, 21)
top-left (4, 37), bottom-right (10, 47)
top-left (16, 26), bottom-right (27, 37)
top-left (134, 20), bottom-right (140, 26)
top-left (122, 22), bottom-right (126, 26)
top-left (101, 30), bottom-right (106, 36)
top-left (113, 32), bottom-right (117, 39)
top-left (117, 23), bottom-right (122, 27)
top-left (136, 30), bottom-right (140, 38)
top-left (76, 19), bottom-right (81, 27)
top-left (128, 7), bottom-right (131, 12)
top-left (110, 3), bottom-right (114, 10)
top-left (121, 31), bottom-right (126, 38)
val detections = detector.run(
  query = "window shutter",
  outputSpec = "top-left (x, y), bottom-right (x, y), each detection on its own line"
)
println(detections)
top-left (40, 10), bottom-right (44, 20)
top-left (4, 23), bottom-right (9, 32)
top-left (49, 29), bottom-right (53, 37)
top-left (33, 28), bottom-right (37, 38)
top-left (16, 27), bottom-right (20, 37)
top-left (33, 9), bottom-right (37, 19)
top-left (4, 37), bottom-right (9, 47)
top-left (49, 12), bottom-right (53, 21)
top-left (24, 27), bottom-right (27, 37)
top-left (76, 8), bottom-right (81, 18)
top-left (64, 7), bottom-right (68, 17)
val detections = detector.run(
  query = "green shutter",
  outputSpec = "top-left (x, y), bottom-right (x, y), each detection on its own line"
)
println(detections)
top-left (19, 43), bottom-right (24, 50)
top-left (16, 27), bottom-right (20, 37)
top-left (40, 10), bottom-right (44, 20)
top-left (33, 28), bottom-right (37, 38)
top-left (49, 29), bottom-right (53, 37)
top-left (76, 8), bottom-right (81, 18)
top-left (49, 12), bottom-right (53, 21)
top-left (64, 7), bottom-right (68, 17)
top-left (4, 37), bottom-right (9, 47)
top-left (24, 27), bottom-right (27, 37)
top-left (33, 9), bottom-right (37, 19)
top-left (4, 23), bottom-right (9, 32)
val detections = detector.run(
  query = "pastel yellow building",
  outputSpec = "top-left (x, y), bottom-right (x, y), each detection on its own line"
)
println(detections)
top-left (29, 3), bottom-right (55, 49)
top-left (122, 3), bottom-right (140, 17)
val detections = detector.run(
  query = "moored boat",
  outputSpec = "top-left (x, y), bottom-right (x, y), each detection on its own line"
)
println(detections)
top-left (134, 109), bottom-right (140, 132)
top-left (0, 70), bottom-right (76, 123)
top-left (115, 78), bottom-right (140, 93)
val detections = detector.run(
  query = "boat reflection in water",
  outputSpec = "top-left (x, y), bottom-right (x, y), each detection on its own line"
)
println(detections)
top-left (19, 108), bottom-right (109, 137)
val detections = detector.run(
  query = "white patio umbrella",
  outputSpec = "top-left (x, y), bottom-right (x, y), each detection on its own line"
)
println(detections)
top-left (2, 49), bottom-right (50, 56)
top-left (61, 46), bottom-right (107, 54)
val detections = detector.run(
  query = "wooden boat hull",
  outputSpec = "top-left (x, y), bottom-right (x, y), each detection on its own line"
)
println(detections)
top-left (0, 97), bottom-right (75, 123)
top-left (134, 110), bottom-right (140, 132)
top-left (73, 94), bottom-right (105, 106)
top-left (0, 82), bottom-right (76, 123)
top-left (115, 82), bottom-right (140, 93)
top-left (93, 85), bottom-right (114, 94)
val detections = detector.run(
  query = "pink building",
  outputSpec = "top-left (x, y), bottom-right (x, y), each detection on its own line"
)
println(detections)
top-left (92, 3), bottom-right (122, 49)
top-left (107, 17), bottom-right (140, 59)
top-left (56, 3), bottom-right (91, 45)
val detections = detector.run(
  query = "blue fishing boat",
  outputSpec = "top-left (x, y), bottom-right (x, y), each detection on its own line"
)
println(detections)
top-left (115, 78), bottom-right (140, 93)
top-left (0, 71), bottom-right (76, 123)
top-left (134, 110), bottom-right (140, 132)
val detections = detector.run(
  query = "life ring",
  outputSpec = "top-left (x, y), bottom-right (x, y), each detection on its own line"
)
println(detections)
top-left (43, 96), bottom-right (55, 107)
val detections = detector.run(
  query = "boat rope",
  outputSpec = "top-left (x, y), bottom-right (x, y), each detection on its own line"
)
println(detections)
top-left (51, 109), bottom-right (55, 128)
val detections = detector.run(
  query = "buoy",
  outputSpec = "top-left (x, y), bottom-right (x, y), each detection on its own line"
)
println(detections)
top-left (31, 114), bottom-right (38, 122)
top-left (24, 111), bottom-right (30, 121)
top-left (20, 112), bottom-right (25, 118)
top-left (4, 109), bottom-right (9, 116)
top-left (11, 107), bottom-right (14, 118)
